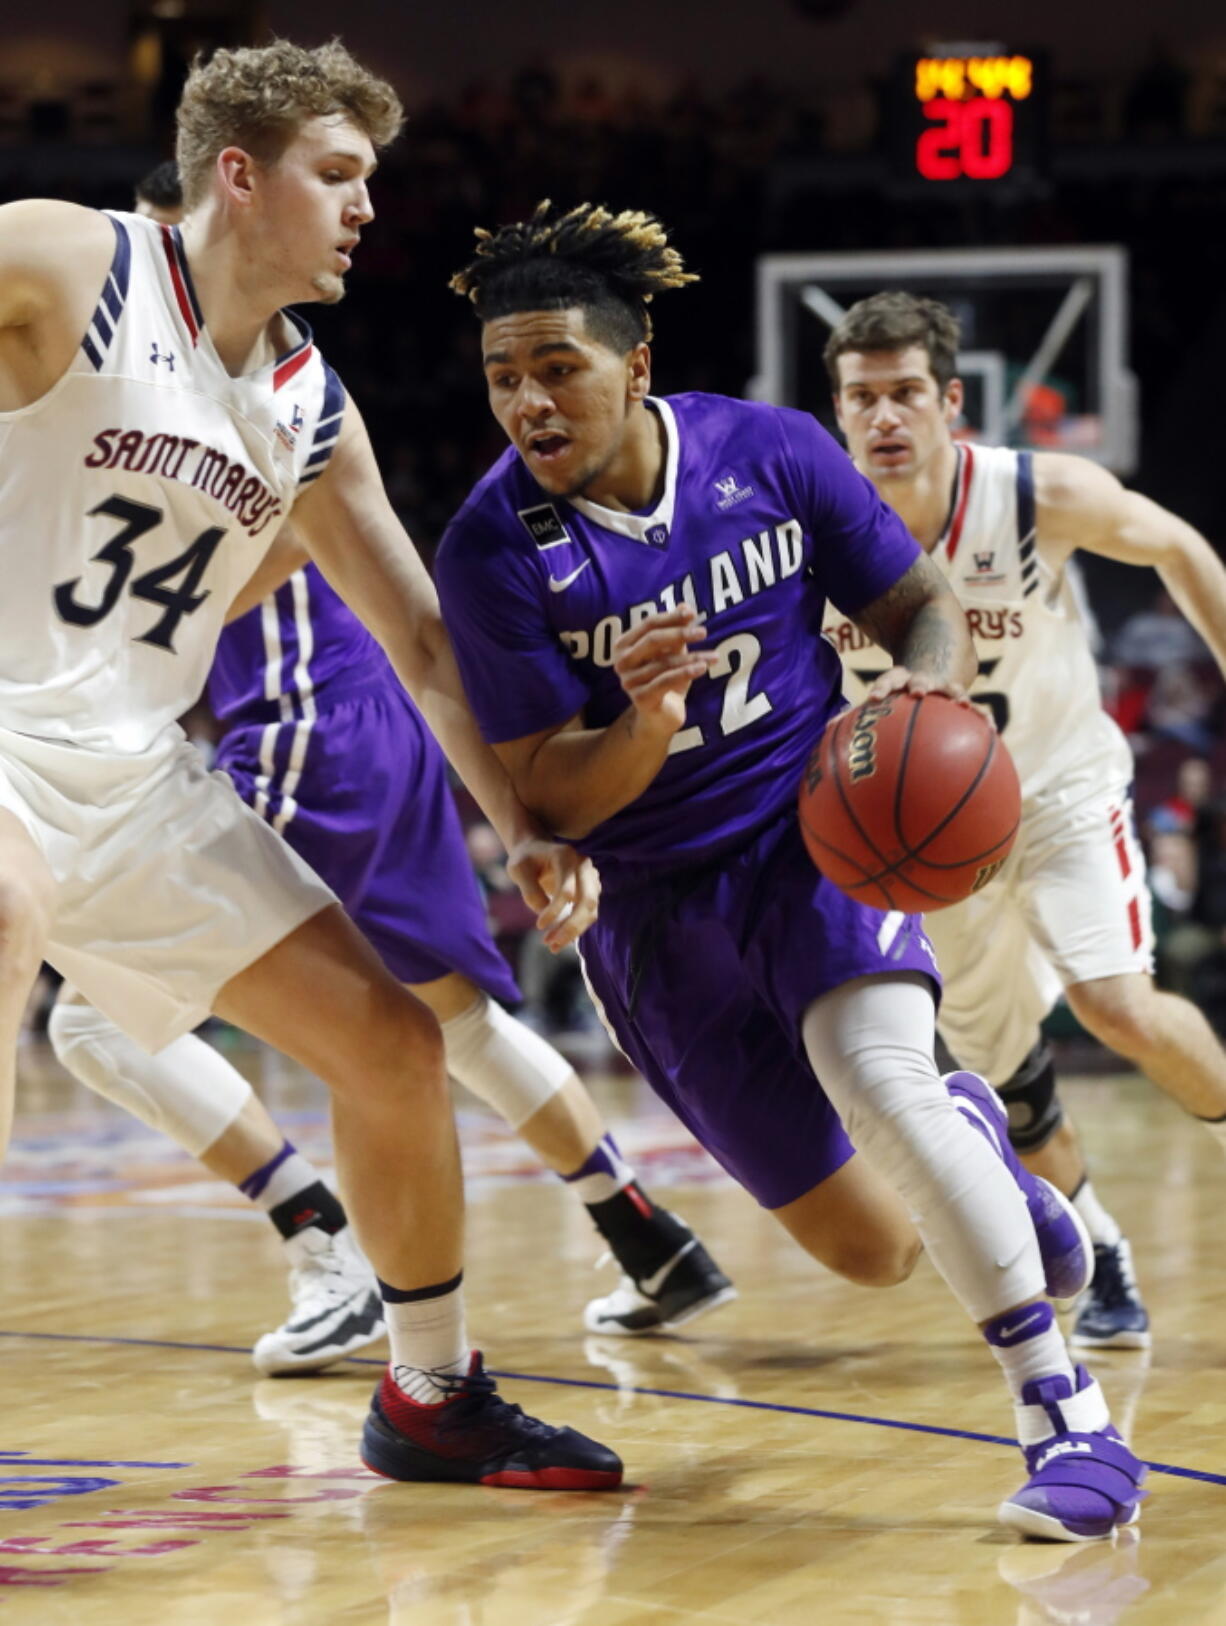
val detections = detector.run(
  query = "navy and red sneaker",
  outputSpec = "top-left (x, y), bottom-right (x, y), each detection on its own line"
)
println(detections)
top-left (361, 1352), bottom-right (624, 1490)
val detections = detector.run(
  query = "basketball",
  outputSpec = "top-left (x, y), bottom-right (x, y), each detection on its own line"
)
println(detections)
top-left (798, 691), bottom-right (1021, 913)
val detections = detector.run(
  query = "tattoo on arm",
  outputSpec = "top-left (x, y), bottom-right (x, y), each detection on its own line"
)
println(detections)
top-left (853, 555), bottom-right (972, 681)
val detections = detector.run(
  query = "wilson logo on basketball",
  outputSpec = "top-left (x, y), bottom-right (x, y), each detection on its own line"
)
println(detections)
top-left (848, 699), bottom-right (891, 783)
top-left (971, 857), bottom-right (1007, 892)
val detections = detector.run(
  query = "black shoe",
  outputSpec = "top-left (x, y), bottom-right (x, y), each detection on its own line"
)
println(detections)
top-left (584, 1239), bottom-right (737, 1335)
top-left (361, 1352), bottom-right (624, 1489)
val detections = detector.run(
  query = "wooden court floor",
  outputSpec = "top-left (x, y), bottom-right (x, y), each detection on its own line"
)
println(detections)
top-left (2, 1034), bottom-right (1225, 1625)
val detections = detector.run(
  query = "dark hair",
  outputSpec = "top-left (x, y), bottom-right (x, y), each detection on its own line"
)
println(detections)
top-left (823, 291), bottom-right (962, 392)
top-left (135, 159), bottom-right (183, 211)
top-left (449, 199), bottom-right (698, 351)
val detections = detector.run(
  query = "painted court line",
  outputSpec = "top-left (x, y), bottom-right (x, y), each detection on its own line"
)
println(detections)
top-left (1, 1328), bottom-right (1221, 1488)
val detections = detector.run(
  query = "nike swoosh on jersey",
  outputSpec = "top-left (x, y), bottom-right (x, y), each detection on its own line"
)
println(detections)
top-left (548, 561), bottom-right (591, 592)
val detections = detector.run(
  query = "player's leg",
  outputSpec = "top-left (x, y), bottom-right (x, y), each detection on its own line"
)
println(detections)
top-left (998, 1038), bottom-right (1149, 1351)
top-left (334, 681), bottom-right (730, 1338)
top-left (1030, 787), bottom-right (1226, 1128)
top-left (770, 1157), bottom-right (921, 1285)
top-left (410, 968), bottom-right (734, 1335)
top-left (928, 888), bottom-right (1148, 1349)
top-left (0, 810), bottom-right (55, 1155)
top-left (47, 983), bottom-right (385, 1373)
top-left (1065, 969), bottom-right (1226, 1123)
top-left (802, 972), bottom-right (1145, 1541)
top-left (215, 904), bottom-right (620, 1487)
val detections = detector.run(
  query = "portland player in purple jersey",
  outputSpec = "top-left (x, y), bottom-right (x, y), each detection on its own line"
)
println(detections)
top-left (433, 201), bottom-right (1148, 1540)
top-left (50, 537), bottom-right (732, 1370)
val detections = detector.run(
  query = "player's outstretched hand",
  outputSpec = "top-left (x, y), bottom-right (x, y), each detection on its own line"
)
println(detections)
top-left (507, 839), bottom-right (601, 953)
top-left (866, 665), bottom-right (972, 708)
top-left (613, 606), bottom-right (717, 734)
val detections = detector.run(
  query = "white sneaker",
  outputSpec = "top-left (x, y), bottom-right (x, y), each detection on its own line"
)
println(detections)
top-left (252, 1226), bottom-right (385, 1376)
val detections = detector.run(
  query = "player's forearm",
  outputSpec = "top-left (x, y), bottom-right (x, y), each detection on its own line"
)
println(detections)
top-left (889, 595), bottom-right (976, 688)
top-left (410, 643), bottom-right (543, 853)
top-left (1156, 534), bottom-right (1226, 677)
top-left (516, 712), bottom-right (675, 841)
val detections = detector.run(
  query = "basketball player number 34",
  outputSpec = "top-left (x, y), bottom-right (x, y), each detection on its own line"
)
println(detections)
top-left (53, 494), bottom-right (226, 653)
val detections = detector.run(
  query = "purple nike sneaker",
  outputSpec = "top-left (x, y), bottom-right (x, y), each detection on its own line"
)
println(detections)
top-left (999, 1364), bottom-right (1148, 1542)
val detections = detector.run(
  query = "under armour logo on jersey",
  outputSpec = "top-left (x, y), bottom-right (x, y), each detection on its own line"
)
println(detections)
top-left (149, 342), bottom-right (175, 371)
top-left (645, 524), bottom-right (669, 547)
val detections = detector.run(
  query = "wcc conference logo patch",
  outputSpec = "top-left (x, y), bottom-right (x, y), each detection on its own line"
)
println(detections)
top-left (713, 469), bottom-right (755, 511)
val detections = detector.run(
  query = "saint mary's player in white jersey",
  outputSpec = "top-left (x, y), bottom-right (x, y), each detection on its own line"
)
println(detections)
top-left (0, 38), bottom-right (624, 1490)
top-left (822, 291), bottom-right (1226, 1349)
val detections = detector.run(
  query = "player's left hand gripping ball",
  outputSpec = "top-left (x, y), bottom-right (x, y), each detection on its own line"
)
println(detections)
top-left (507, 839), bottom-right (601, 951)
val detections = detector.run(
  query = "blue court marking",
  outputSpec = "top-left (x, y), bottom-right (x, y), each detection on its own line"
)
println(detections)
top-left (1, 1328), bottom-right (1221, 1488)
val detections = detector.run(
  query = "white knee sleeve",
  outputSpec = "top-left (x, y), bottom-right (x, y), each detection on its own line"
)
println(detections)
top-left (802, 974), bottom-right (1044, 1322)
top-left (441, 995), bottom-right (573, 1130)
top-left (48, 999), bottom-right (252, 1157)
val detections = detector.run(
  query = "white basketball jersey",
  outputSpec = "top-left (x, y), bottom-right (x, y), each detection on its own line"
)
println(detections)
top-left (0, 211), bottom-right (344, 754)
top-left (823, 442), bottom-right (1131, 798)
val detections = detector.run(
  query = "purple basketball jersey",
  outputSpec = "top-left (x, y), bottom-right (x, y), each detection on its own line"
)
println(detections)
top-left (435, 393), bottom-right (919, 887)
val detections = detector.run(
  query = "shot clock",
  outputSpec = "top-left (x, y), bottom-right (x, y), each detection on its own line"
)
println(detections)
top-left (892, 46), bottom-right (1048, 188)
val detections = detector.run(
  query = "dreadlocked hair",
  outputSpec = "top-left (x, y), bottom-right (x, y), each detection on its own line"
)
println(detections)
top-left (449, 200), bottom-right (698, 351)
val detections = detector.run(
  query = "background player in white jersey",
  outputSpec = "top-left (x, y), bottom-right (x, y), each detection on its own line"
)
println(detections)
top-left (822, 290), bottom-right (1226, 1349)
top-left (0, 40), bottom-right (624, 1490)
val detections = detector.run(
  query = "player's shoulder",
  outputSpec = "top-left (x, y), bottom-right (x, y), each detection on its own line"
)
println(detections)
top-left (437, 444), bottom-right (533, 562)
top-left (666, 390), bottom-right (833, 477)
top-left (0, 197), bottom-right (110, 244)
top-left (0, 201), bottom-right (116, 321)
top-left (1030, 448), bottom-right (1118, 508)
top-left (666, 389), bottom-right (804, 440)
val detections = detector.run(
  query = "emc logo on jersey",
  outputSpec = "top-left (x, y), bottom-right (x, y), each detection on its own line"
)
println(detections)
top-left (518, 503), bottom-right (572, 550)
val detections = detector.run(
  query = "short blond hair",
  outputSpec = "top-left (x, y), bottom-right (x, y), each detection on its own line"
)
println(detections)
top-left (175, 38), bottom-right (403, 210)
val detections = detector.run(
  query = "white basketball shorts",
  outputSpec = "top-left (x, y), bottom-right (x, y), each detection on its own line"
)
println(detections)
top-left (925, 764), bottom-right (1154, 1084)
top-left (0, 722), bottom-right (336, 1052)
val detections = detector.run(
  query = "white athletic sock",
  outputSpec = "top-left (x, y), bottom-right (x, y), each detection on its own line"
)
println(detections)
top-left (563, 1132), bottom-right (636, 1205)
top-left (239, 1143), bottom-right (325, 1214)
top-left (382, 1275), bottom-right (469, 1404)
top-left (984, 1301), bottom-right (1076, 1402)
top-left (1071, 1178), bottom-right (1122, 1248)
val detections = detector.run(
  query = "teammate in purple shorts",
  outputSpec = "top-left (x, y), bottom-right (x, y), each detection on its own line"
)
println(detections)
top-left (50, 552), bottom-right (732, 1370)
top-left (433, 201), bottom-right (1148, 1541)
